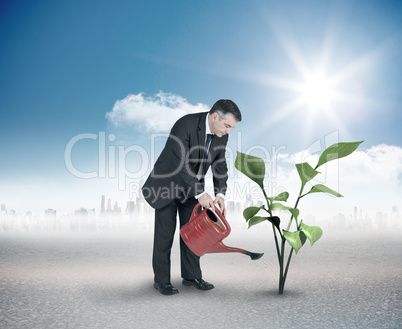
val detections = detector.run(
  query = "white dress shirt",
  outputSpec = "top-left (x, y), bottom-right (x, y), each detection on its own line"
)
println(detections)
top-left (195, 114), bottom-right (225, 201)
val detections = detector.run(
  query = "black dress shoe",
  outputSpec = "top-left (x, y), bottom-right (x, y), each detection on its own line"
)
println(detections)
top-left (153, 282), bottom-right (179, 295)
top-left (182, 278), bottom-right (214, 291)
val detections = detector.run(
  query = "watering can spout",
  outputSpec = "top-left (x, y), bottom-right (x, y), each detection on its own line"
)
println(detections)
top-left (180, 204), bottom-right (264, 260)
top-left (207, 241), bottom-right (264, 260)
top-left (245, 251), bottom-right (264, 260)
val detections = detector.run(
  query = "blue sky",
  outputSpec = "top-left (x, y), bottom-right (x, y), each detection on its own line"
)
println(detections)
top-left (1, 0), bottom-right (402, 214)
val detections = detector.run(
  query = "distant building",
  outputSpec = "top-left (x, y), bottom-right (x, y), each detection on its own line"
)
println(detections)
top-left (72, 208), bottom-right (96, 231)
top-left (101, 195), bottom-right (105, 215)
top-left (305, 214), bottom-right (316, 226)
top-left (22, 211), bottom-right (33, 231)
top-left (44, 209), bottom-right (58, 231)
top-left (376, 211), bottom-right (387, 230)
top-left (126, 201), bottom-right (135, 226)
top-left (113, 201), bottom-right (121, 215)
top-left (107, 198), bottom-right (112, 213)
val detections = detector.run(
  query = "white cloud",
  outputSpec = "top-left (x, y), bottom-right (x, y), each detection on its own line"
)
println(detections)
top-left (337, 144), bottom-right (402, 194)
top-left (105, 92), bottom-right (209, 132)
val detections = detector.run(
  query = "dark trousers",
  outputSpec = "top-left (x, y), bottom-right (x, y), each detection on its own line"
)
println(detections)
top-left (152, 197), bottom-right (201, 283)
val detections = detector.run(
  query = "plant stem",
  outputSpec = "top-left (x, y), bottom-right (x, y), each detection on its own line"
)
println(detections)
top-left (262, 189), bottom-right (271, 211)
top-left (263, 189), bottom-right (284, 284)
top-left (282, 220), bottom-right (301, 290)
top-left (283, 247), bottom-right (294, 284)
top-left (286, 195), bottom-right (302, 231)
top-left (273, 228), bottom-right (281, 264)
top-left (265, 194), bottom-right (281, 265)
top-left (281, 189), bottom-right (304, 293)
top-left (278, 237), bottom-right (286, 294)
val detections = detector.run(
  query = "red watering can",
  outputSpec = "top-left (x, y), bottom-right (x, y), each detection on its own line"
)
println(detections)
top-left (180, 203), bottom-right (263, 260)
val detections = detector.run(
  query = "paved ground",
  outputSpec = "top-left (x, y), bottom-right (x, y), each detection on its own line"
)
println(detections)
top-left (0, 229), bottom-right (401, 329)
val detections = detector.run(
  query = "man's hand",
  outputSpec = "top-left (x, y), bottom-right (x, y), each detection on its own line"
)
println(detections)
top-left (214, 196), bottom-right (226, 217)
top-left (198, 193), bottom-right (215, 210)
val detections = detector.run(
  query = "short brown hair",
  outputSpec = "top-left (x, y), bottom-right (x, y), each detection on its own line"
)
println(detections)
top-left (209, 99), bottom-right (242, 122)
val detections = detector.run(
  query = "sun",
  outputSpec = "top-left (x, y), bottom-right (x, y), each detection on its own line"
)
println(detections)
top-left (299, 72), bottom-right (335, 111)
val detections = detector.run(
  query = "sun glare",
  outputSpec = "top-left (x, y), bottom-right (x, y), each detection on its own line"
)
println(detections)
top-left (257, 25), bottom-right (376, 144)
top-left (300, 73), bottom-right (334, 110)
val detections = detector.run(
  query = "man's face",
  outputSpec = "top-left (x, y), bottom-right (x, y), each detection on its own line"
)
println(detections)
top-left (210, 112), bottom-right (238, 138)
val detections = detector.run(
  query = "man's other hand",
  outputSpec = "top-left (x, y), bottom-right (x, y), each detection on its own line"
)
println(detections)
top-left (214, 196), bottom-right (226, 217)
top-left (198, 193), bottom-right (215, 210)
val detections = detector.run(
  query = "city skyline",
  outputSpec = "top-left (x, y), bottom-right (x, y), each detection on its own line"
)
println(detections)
top-left (1, 193), bottom-right (400, 233)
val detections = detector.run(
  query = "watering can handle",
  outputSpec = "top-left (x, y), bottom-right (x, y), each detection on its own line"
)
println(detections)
top-left (211, 204), bottom-right (231, 238)
top-left (190, 203), bottom-right (231, 238)
top-left (190, 203), bottom-right (201, 221)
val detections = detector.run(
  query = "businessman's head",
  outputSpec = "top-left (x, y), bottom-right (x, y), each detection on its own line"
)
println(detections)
top-left (209, 99), bottom-right (241, 137)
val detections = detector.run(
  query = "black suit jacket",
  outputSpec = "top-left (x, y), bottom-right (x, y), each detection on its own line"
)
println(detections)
top-left (142, 112), bottom-right (228, 209)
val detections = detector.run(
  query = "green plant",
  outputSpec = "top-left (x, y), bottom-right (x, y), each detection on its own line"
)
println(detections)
top-left (234, 141), bottom-right (363, 294)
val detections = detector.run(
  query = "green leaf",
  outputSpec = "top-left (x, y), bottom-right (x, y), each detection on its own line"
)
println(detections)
top-left (315, 141), bottom-right (364, 169)
top-left (270, 203), bottom-right (299, 221)
top-left (235, 152), bottom-right (265, 189)
top-left (268, 192), bottom-right (289, 203)
top-left (270, 203), bottom-right (289, 211)
top-left (303, 184), bottom-right (343, 198)
top-left (243, 205), bottom-right (265, 221)
top-left (247, 216), bottom-right (281, 231)
top-left (248, 216), bottom-right (268, 229)
top-left (283, 230), bottom-right (307, 254)
top-left (301, 222), bottom-right (323, 246)
top-left (288, 208), bottom-right (300, 221)
top-left (295, 162), bottom-right (320, 190)
top-left (267, 216), bottom-right (281, 231)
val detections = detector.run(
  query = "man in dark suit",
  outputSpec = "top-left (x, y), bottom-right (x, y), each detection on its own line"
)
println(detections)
top-left (142, 99), bottom-right (242, 295)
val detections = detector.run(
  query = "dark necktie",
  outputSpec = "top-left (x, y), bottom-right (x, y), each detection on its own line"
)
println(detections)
top-left (201, 134), bottom-right (213, 181)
